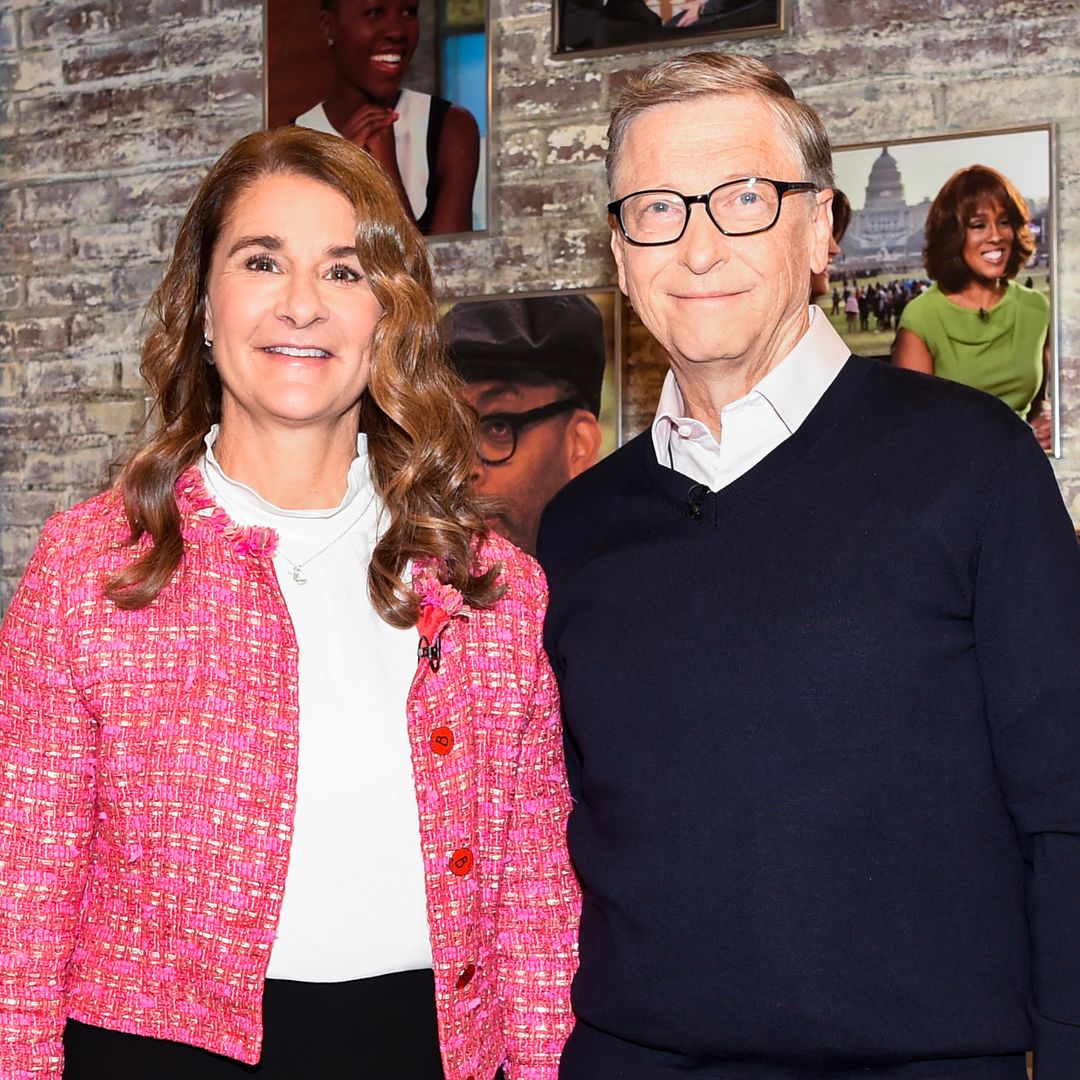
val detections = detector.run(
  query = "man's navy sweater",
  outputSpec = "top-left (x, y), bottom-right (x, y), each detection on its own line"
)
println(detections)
top-left (538, 356), bottom-right (1080, 1078)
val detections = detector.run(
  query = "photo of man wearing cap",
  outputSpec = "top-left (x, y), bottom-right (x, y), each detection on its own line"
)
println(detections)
top-left (444, 293), bottom-right (610, 555)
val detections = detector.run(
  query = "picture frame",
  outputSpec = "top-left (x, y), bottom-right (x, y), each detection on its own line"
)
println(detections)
top-left (438, 287), bottom-right (622, 552)
top-left (552, 0), bottom-right (786, 61)
top-left (825, 125), bottom-right (1060, 456)
top-left (263, 0), bottom-right (491, 239)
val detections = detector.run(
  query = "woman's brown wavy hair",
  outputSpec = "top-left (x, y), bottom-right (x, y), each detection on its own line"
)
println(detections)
top-left (107, 126), bottom-right (500, 626)
top-left (924, 165), bottom-right (1035, 294)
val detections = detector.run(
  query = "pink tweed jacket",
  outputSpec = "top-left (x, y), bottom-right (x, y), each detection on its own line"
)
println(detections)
top-left (0, 468), bottom-right (579, 1079)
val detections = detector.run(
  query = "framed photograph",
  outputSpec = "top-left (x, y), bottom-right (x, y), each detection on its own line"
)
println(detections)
top-left (439, 288), bottom-right (621, 553)
top-left (264, 0), bottom-right (490, 238)
top-left (552, 0), bottom-right (786, 60)
top-left (824, 126), bottom-right (1060, 456)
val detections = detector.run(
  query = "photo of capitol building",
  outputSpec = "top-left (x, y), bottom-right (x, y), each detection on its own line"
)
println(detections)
top-left (840, 148), bottom-right (930, 268)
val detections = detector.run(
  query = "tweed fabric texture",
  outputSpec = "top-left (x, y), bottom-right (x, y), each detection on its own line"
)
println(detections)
top-left (0, 467), bottom-right (579, 1079)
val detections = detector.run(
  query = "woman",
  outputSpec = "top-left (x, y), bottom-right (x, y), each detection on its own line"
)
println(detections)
top-left (0, 127), bottom-right (578, 1079)
top-left (296, 0), bottom-right (480, 236)
top-left (844, 288), bottom-right (859, 334)
top-left (893, 165), bottom-right (1051, 447)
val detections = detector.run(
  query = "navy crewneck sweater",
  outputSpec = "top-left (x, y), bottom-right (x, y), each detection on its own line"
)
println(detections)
top-left (539, 356), bottom-right (1080, 1079)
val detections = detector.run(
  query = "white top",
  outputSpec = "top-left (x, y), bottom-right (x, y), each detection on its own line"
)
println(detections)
top-left (295, 90), bottom-right (432, 222)
top-left (199, 428), bottom-right (432, 982)
top-left (651, 306), bottom-right (851, 490)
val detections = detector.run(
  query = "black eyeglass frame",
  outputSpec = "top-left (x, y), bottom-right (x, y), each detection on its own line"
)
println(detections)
top-left (475, 398), bottom-right (584, 466)
top-left (607, 177), bottom-right (822, 246)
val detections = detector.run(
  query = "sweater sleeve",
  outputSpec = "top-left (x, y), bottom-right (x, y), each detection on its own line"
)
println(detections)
top-left (494, 564), bottom-right (580, 1080)
top-left (971, 429), bottom-right (1080, 1077)
top-left (0, 518), bottom-right (97, 1078)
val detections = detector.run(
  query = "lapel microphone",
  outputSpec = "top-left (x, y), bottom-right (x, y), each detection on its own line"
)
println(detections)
top-left (978, 308), bottom-right (989, 322)
top-left (687, 483), bottom-right (708, 519)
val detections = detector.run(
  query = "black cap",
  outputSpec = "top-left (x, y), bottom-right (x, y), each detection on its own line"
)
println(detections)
top-left (444, 294), bottom-right (606, 417)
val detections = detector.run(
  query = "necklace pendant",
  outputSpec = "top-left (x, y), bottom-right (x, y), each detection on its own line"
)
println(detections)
top-left (290, 565), bottom-right (308, 585)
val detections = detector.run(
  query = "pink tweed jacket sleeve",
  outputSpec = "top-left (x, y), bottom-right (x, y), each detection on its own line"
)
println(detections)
top-left (0, 516), bottom-right (97, 1079)
top-left (0, 481), bottom-right (579, 1080)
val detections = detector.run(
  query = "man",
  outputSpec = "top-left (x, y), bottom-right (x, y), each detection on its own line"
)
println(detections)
top-left (538, 52), bottom-right (1080, 1079)
top-left (445, 294), bottom-right (604, 554)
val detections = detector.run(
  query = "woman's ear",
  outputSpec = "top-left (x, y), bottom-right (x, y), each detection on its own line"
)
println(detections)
top-left (319, 7), bottom-right (336, 48)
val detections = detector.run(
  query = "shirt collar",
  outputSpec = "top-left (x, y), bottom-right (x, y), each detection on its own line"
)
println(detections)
top-left (751, 305), bottom-right (851, 433)
top-left (200, 424), bottom-right (373, 523)
top-left (651, 305), bottom-right (850, 457)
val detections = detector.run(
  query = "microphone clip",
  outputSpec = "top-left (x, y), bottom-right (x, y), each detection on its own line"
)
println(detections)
top-left (686, 483), bottom-right (708, 520)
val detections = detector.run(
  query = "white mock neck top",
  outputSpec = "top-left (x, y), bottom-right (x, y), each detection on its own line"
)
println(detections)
top-left (199, 427), bottom-right (432, 982)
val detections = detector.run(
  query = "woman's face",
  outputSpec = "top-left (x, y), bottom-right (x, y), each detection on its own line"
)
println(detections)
top-left (962, 199), bottom-right (1014, 283)
top-left (322, 0), bottom-right (420, 103)
top-left (204, 172), bottom-right (383, 438)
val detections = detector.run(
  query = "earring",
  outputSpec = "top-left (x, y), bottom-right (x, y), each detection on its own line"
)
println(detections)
top-left (327, 37), bottom-right (334, 47)
top-left (204, 336), bottom-right (212, 348)
top-left (204, 336), bottom-right (215, 364)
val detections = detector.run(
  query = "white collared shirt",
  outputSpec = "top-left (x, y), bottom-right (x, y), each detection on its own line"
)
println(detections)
top-left (651, 307), bottom-right (851, 490)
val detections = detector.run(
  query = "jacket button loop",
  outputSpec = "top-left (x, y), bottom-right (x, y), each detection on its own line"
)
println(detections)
top-left (431, 726), bottom-right (454, 755)
top-left (449, 847), bottom-right (473, 876)
top-left (456, 963), bottom-right (476, 989)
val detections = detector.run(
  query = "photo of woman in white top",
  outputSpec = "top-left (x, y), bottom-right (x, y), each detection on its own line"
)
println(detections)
top-left (295, 0), bottom-right (481, 236)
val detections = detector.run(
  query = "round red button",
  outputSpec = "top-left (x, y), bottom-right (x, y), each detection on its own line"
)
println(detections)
top-left (449, 848), bottom-right (473, 876)
top-left (430, 726), bottom-right (454, 755)
top-left (456, 963), bottom-right (476, 989)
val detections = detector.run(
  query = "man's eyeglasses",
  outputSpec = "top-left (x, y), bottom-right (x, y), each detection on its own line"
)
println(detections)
top-left (607, 177), bottom-right (821, 246)
top-left (476, 398), bottom-right (582, 465)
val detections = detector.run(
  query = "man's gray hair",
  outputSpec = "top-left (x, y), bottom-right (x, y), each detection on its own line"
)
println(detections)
top-left (606, 52), bottom-right (834, 192)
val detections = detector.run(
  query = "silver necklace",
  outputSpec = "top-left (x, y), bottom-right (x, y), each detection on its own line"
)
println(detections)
top-left (278, 493), bottom-right (375, 585)
top-left (202, 463), bottom-right (377, 585)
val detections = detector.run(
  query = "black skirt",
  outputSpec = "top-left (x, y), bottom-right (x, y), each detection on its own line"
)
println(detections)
top-left (63, 970), bottom-right (452, 1079)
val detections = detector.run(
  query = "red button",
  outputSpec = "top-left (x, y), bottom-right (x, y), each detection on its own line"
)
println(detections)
top-left (449, 848), bottom-right (473, 876)
top-left (430, 727), bottom-right (454, 755)
top-left (456, 963), bottom-right (476, 989)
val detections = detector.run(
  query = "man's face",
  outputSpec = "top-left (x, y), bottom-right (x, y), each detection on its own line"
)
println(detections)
top-left (610, 93), bottom-right (832, 380)
top-left (463, 380), bottom-right (584, 555)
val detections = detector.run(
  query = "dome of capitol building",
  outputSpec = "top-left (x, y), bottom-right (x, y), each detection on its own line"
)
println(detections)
top-left (864, 148), bottom-right (906, 209)
top-left (840, 147), bottom-right (929, 269)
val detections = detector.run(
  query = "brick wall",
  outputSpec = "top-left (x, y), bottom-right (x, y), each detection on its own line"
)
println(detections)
top-left (2, 0), bottom-right (1079, 609)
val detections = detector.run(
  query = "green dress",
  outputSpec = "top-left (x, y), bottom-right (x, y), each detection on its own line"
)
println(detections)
top-left (898, 281), bottom-right (1049, 417)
